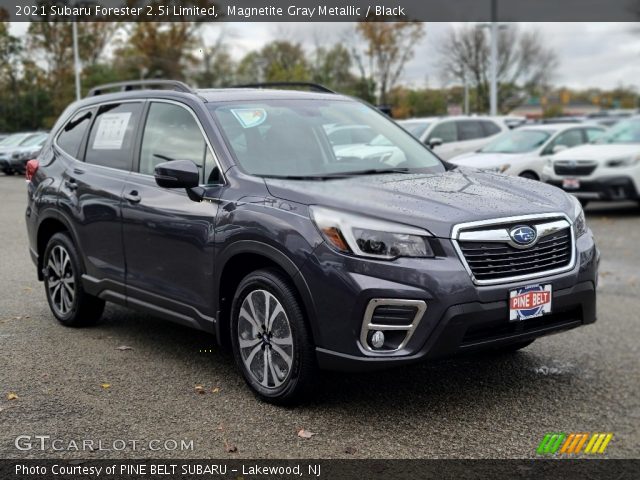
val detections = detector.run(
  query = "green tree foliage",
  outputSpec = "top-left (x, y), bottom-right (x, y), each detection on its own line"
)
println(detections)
top-left (237, 40), bottom-right (310, 84)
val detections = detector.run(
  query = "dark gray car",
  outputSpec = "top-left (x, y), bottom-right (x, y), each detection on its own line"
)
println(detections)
top-left (25, 81), bottom-right (598, 404)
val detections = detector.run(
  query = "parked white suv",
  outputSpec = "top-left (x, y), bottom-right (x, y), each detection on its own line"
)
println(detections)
top-left (542, 117), bottom-right (640, 205)
top-left (450, 124), bottom-right (605, 180)
top-left (398, 116), bottom-right (507, 160)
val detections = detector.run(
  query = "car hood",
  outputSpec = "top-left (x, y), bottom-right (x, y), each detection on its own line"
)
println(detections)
top-left (450, 152), bottom-right (533, 168)
top-left (552, 143), bottom-right (640, 162)
top-left (264, 168), bottom-right (573, 238)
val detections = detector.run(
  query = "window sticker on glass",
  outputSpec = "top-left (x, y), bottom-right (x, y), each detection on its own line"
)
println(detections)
top-left (92, 112), bottom-right (132, 150)
top-left (230, 108), bottom-right (267, 129)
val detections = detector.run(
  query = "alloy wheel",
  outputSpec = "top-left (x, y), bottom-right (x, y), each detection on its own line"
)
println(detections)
top-left (46, 245), bottom-right (75, 316)
top-left (237, 289), bottom-right (294, 389)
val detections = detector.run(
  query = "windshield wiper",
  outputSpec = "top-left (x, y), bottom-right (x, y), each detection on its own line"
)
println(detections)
top-left (328, 167), bottom-right (413, 176)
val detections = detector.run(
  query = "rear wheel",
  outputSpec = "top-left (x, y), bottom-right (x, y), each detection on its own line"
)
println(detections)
top-left (43, 232), bottom-right (105, 327)
top-left (230, 268), bottom-right (315, 405)
top-left (519, 171), bottom-right (539, 181)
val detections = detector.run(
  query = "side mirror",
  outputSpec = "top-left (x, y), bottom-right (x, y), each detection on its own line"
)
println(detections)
top-left (552, 145), bottom-right (568, 154)
top-left (428, 137), bottom-right (443, 148)
top-left (154, 160), bottom-right (200, 189)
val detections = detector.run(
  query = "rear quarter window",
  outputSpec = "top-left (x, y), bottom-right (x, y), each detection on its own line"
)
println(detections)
top-left (56, 110), bottom-right (93, 158)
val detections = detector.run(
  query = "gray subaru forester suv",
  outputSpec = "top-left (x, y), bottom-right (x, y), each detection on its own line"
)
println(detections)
top-left (25, 81), bottom-right (598, 404)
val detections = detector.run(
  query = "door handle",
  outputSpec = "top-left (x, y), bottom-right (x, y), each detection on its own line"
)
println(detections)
top-left (124, 190), bottom-right (141, 203)
top-left (64, 178), bottom-right (78, 190)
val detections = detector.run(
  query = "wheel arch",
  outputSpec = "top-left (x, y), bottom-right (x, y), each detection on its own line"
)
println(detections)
top-left (36, 212), bottom-right (85, 280)
top-left (214, 240), bottom-right (318, 349)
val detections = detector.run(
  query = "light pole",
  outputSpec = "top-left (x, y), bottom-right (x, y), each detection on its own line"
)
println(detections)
top-left (72, 21), bottom-right (81, 101)
top-left (489, 0), bottom-right (498, 116)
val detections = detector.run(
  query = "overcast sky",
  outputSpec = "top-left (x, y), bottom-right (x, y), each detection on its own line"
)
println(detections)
top-left (9, 22), bottom-right (640, 90)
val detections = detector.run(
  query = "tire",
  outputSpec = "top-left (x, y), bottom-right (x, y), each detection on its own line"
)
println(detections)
top-left (230, 268), bottom-right (316, 405)
top-left (519, 171), bottom-right (539, 181)
top-left (43, 232), bottom-right (105, 327)
top-left (3, 169), bottom-right (14, 176)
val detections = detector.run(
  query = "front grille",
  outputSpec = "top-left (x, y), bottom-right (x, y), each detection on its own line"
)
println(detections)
top-left (554, 161), bottom-right (597, 176)
top-left (371, 305), bottom-right (418, 326)
top-left (458, 225), bottom-right (573, 282)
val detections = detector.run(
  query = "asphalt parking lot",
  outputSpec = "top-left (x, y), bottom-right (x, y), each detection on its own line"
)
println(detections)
top-left (0, 174), bottom-right (638, 459)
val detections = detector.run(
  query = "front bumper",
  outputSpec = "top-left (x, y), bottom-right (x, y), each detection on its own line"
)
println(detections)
top-left (303, 231), bottom-right (599, 372)
top-left (546, 176), bottom-right (639, 201)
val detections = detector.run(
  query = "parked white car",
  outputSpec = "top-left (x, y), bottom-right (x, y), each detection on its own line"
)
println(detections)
top-left (398, 116), bottom-right (508, 160)
top-left (542, 116), bottom-right (640, 205)
top-left (449, 124), bottom-right (605, 180)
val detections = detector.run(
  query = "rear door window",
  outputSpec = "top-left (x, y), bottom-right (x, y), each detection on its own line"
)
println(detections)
top-left (85, 102), bottom-right (143, 171)
top-left (481, 120), bottom-right (501, 136)
top-left (57, 110), bottom-right (93, 158)
top-left (457, 120), bottom-right (486, 141)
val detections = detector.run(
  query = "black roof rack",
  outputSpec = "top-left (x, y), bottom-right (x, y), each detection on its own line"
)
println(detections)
top-left (232, 82), bottom-right (336, 94)
top-left (87, 80), bottom-right (195, 97)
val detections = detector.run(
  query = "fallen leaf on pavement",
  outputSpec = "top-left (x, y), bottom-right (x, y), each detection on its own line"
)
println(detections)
top-left (6, 392), bottom-right (18, 401)
top-left (100, 383), bottom-right (111, 390)
top-left (194, 385), bottom-right (206, 394)
top-left (224, 440), bottom-right (238, 453)
top-left (211, 387), bottom-right (220, 393)
top-left (344, 446), bottom-right (356, 455)
top-left (297, 428), bottom-right (317, 439)
top-left (115, 346), bottom-right (133, 351)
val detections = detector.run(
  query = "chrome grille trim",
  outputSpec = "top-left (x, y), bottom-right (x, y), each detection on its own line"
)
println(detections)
top-left (451, 213), bottom-right (576, 286)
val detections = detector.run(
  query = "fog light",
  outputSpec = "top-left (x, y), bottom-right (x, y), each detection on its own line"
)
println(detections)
top-left (370, 331), bottom-right (385, 349)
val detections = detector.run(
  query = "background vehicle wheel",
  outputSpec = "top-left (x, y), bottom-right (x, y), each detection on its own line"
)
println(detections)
top-left (519, 171), bottom-right (539, 181)
top-left (43, 232), bottom-right (105, 327)
top-left (230, 268), bottom-right (315, 405)
top-left (3, 169), bottom-right (14, 176)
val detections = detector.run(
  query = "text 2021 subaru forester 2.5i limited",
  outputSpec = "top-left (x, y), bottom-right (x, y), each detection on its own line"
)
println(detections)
top-left (25, 81), bottom-right (598, 404)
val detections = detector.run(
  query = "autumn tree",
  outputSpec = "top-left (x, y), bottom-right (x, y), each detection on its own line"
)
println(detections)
top-left (236, 40), bottom-right (310, 84)
top-left (351, 20), bottom-right (425, 104)
top-left (438, 24), bottom-right (558, 113)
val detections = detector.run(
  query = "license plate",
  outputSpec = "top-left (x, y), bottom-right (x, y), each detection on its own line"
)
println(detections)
top-left (562, 177), bottom-right (580, 190)
top-left (509, 284), bottom-right (552, 321)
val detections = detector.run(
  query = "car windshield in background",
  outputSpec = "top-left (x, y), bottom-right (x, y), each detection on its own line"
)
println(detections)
top-left (20, 134), bottom-right (47, 147)
top-left (209, 100), bottom-right (444, 178)
top-left (595, 118), bottom-right (640, 144)
top-left (480, 130), bottom-right (552, 154)
top-left (399, 121), bottom-right (431, 138)
top-left (0, 133), bottom-right (32, 147)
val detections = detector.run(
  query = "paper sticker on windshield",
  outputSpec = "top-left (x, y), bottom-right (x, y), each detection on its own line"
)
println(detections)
top-left (92, 112), bottom-right (131, 150)
top-left (231, 108), bottom-right (267, 129)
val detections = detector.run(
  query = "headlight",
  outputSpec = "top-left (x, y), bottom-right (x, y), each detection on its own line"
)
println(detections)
top-left (310, 206), bottom-right (434, 259)
top-left (570, 195), bottom-right (587, 238)
top-left (606, 155), bottom-right (640, 167)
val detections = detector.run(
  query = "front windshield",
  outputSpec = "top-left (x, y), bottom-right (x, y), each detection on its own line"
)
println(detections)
top-left (400, 121), bottom-right (431, 139)
top-left (480, 129), bottom-right (552, 154)
top-left (0, 133), bottom-right (31, 147)
top-left (596, 118), bottom-right (640, 144)
top-left (209, 100), bottom-right (444, 178)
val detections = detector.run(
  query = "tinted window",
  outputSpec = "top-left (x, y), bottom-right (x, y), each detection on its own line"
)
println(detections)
top-left (457, 120), bottom-right (485, 141)
top-left (57, 110), bottom-right (93, 158)
top-left (85, 103), bottom-right (142, 170)
top-left (549, 129), bottom-right (584, 151)
top-left (429, 121), bottom-right (457, 143)
top-left (481, 120), bottom-right (501, 136)
top-left (140, 102), bottom-right (218, 183)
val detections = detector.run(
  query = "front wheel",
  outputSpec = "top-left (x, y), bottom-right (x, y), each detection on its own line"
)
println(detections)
top-left (519, 171), bottom-right (539, 181)
top-left (43, 232), bottom-right (105, 327)
top-left (230, 269), bottom-right (316, 405)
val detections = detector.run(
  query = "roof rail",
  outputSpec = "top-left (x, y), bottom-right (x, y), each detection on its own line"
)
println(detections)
top-left (87, 80), bottom-right (195, 97)
top-left (232, 82), bottom-right (336, 94)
